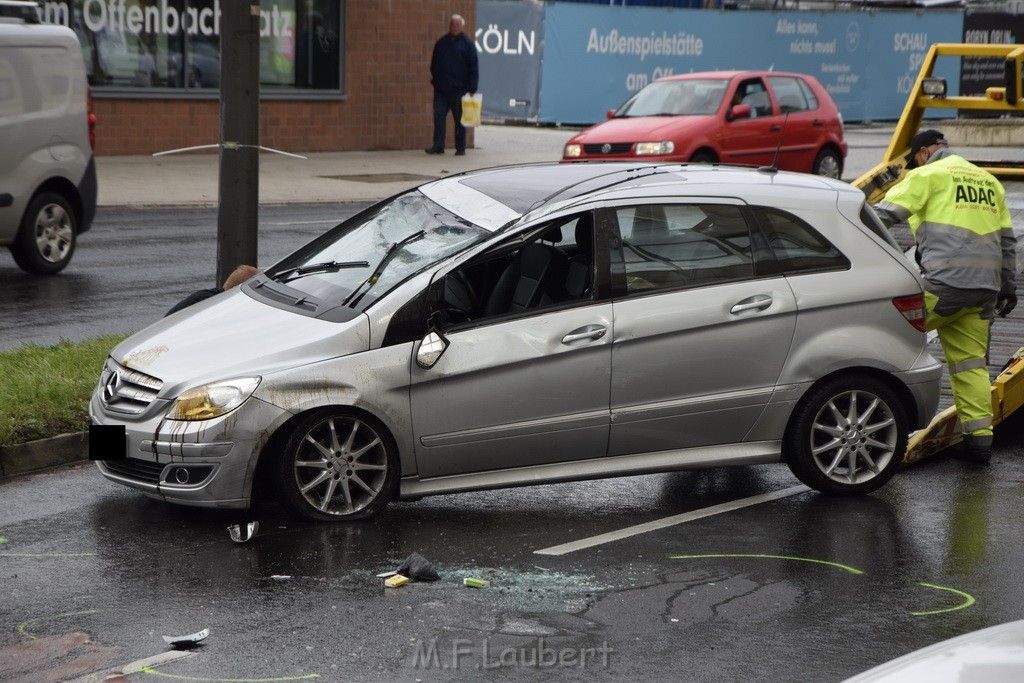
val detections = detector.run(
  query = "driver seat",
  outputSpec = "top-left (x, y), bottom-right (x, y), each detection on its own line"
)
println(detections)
top-left (483, 242), bottom-right (568, 316)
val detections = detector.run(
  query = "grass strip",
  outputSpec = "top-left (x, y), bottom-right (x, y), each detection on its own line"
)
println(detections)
top-left (0, 336), bottom-right (126, 447)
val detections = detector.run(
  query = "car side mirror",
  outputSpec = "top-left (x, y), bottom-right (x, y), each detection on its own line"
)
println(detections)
top-left (416, 328), bottom-right (450, 369)
top-left (606, 109), bottom-right (616, 119)
top-left (729, 104), bottom-right (752, 121)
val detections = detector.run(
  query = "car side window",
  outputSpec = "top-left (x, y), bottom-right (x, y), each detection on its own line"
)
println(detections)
top-left (768, 76), bottom-right (812, 114)
top-left (439, 213), bottom-right (598, 327)
top-left (752, 207), bottom-right (850, 273)
top-left (614, 203), bottom-right (756, 294)
top-left (733, 78), bottom-right (772, 118)
top-left (797, 77), bottom-right (820, 110)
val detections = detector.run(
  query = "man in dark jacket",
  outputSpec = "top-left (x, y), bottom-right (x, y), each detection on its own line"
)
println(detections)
top-left (426, 14), bottom-right (478, 156)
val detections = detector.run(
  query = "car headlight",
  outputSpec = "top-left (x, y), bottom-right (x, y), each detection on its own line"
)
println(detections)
top-left (563, 143), bottom-right (582, 158)
top-left (635, 142), bottom-right (674, 155)
top-left (168, 377), bottom-right (261, 421)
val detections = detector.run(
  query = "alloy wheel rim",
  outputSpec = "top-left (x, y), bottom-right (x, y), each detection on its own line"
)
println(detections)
top-left (817, 155), bottom-right (841, 178)
top-left (809, 389), bottom-right (897, 485)
top-left (34, 203), bottom-right (73, 263)
top-left (293, 416), bottom-right (388, 515)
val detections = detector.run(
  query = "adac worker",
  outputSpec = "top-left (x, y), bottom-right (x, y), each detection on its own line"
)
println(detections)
top-left (874, 130), bottom-right (1018, 464)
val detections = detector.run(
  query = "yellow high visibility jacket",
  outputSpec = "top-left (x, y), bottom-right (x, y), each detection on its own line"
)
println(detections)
top-left (876, 152), bottom-right (1014, 293)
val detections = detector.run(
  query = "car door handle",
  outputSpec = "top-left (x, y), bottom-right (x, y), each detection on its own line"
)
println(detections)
top-left (562, 324), bottom-right (607, 344)
top-left (813, 119), bottom-right (825, 126)
top-left (769, 125), bottom-right (782, 132)
top-left (730, 295), bottom-right (773, 315)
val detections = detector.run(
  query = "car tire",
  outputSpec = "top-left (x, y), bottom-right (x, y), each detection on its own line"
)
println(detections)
top-left (274, 409), bottom-right (399, 522)
top-left (10, 192), bottom-right (76, 275)
top-left (784, 375), bottom-right (907, 496)
top-left (689, 151), bottom-right (716, 164)
top-left (812, 148), bottom-right (842, 179)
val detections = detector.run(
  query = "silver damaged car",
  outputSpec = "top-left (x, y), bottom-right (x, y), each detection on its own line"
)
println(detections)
top-left (89, 162), bottom-right (942, 522)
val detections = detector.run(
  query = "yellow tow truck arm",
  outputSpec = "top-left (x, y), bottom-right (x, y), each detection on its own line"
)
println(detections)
top-left (904, 347), bottom-right (1024, 464)
top-left (853, 43), bottom-right (1024, 205)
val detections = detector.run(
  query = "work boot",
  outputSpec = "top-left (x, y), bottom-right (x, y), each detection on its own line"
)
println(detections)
top-left (956, 434), bottom-right (992, 465)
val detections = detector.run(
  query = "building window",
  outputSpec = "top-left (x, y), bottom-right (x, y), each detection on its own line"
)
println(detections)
top-left (55, 0), bottom-right (343, 93)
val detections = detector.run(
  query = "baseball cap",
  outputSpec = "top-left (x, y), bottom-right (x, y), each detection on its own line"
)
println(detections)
top-left (905, 129), bottom-right (947, 169)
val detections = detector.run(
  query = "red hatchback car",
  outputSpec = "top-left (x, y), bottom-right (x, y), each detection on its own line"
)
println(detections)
top-left (563, 70), bottom-right (847, 177)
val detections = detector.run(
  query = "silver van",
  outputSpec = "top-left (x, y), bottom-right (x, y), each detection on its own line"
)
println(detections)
top-left (0, 3), bottom-right (96, 274)
top-left (89, 163), bottom-right (941, 522)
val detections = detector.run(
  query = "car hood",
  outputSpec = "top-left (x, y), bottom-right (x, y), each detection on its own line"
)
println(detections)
top-left (842, 619), bottom-right (1024, 682)
top-left (111, 289), bottom-right (369, 396)
top-left (571, 115), bottom-right (716, 143)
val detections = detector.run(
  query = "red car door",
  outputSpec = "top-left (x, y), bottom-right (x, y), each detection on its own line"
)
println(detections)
top-left (716, 77), bottom-right (779, 168)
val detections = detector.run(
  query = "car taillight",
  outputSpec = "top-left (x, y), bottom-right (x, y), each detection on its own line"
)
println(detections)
top-left (893, 293), bottom-right (927, 332)
top-left (87, 87), bottom-right (96, 151)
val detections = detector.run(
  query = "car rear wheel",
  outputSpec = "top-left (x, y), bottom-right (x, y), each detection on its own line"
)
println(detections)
top-left (812, 148), bottom-right (842, 178)
top-left (10, 192), bottom-right (76, 274)
top-left (274, 409), bottom-right (399, 522)
top-left (784, 375), bottom-right (907, 496)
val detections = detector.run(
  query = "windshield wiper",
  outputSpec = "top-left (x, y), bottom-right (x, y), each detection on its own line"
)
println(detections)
top-left (274, 260), bottom-right (370, 283)
top-left (342, 230), bottom-right (426, 307)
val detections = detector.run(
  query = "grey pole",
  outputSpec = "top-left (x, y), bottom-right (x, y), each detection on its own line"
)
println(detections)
top-left (217, 1), bottom-right (260, 286)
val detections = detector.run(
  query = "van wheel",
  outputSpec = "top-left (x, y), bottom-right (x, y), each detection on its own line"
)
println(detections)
top-left (274, 409), bottom-right (399, 522)
top-left (10, 192), bottom-right (77, 275)
top-left (784, 375), bottom-right (907, 496)
top-left (812, 149), bottom-right (842, 178)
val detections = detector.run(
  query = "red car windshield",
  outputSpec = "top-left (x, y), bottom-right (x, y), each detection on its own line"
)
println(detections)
top-left (615, 79), bottom-right (728, 118)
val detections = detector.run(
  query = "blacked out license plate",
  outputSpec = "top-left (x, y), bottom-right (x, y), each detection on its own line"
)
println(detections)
top-left (89, 424), bottom-right (127, 461)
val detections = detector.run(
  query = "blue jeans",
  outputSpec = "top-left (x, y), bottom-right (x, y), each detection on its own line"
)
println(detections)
top-left (432, 89), bottom-right (466, 152)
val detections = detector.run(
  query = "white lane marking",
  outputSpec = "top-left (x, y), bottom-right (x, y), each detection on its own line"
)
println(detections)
top-left (534, 484), bottom-right (811, 556)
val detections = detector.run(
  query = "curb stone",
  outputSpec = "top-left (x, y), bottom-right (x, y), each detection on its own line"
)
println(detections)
top-left (0, 432), bottom-right (88, 479)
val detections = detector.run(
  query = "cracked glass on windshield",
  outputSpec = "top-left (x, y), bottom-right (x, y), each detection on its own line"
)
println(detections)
top-left (269, 191), bottom-right (489, 309)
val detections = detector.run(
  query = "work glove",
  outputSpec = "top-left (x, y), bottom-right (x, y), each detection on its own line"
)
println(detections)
top-left (996, 288), bottom-right (1017, 318)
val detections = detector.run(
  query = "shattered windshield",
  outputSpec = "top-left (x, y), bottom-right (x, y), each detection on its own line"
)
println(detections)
top-left (267, 191), bottom-right (489, 310)
top-left (615, 79), bottom-right (727, 117)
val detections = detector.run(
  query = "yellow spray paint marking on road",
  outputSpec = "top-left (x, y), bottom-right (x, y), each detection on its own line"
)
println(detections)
top-left (0, 552), bottom-right (96, 557)
top-left (912, 583), bottom-right (976, 616)
top-left (17, 609), bottom-right (100, 640)
top-left (672, 554), bottom-right (976, 616)
top-left (671, 553), bottom-right (864, 575)
top-left (139, 669), bottom-right (320, 682)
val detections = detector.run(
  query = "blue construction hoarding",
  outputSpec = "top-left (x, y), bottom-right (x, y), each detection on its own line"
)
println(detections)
top-left (478, 2), bottom-right (967, 124)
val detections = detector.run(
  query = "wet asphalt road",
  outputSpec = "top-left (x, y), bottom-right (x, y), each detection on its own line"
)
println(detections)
top-left (0, 204), bottom-right (363, 351)
top-left (2, 422), bottom-right (1024, 682)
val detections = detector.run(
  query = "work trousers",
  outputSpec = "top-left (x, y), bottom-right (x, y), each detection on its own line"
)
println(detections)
top-left (432, 90), bottom-right (466, 153)
top-left (925, 291), bottom-right (993, 436)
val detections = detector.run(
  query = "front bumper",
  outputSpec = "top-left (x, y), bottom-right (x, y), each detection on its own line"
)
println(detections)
top-left (89, 391), bottom-right (290, 509)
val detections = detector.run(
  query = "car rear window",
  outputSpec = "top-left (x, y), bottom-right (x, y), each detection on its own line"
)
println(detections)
top-left (751, 206), bottom-right (850, 274)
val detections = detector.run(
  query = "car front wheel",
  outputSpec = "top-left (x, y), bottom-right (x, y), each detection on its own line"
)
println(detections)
top-left (784, 375), bottom-right (907, 496)
top-left (10, 192), bottom-right (76, 274)
top-left (274, 409), bottom-right (399, 521)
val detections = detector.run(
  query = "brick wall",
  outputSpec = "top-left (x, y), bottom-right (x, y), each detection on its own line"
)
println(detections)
top-left (92, 1), bottom-right (475, 156)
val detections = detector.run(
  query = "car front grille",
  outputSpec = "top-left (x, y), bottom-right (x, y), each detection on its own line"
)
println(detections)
top-left (583, 143), bottom-right (634, 155)
top-left (100, 358), bottom-right (163, 414)
top-left (103, 458), bottom-right (165, 484)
